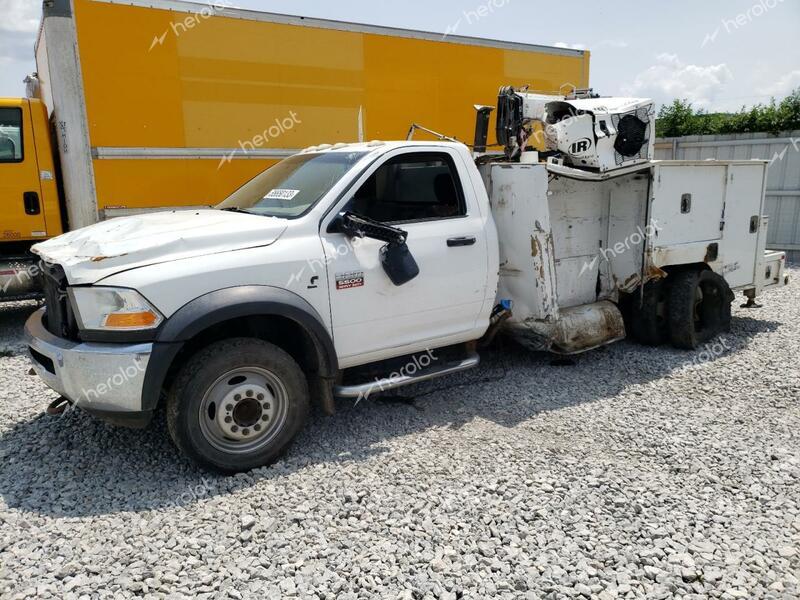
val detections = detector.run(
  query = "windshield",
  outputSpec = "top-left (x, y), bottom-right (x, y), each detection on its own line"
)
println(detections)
top-left (217, 151), bottom-right (368, 218)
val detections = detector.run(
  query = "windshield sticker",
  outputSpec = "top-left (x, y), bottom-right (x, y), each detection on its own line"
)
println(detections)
top-left (336, 271), bottom-right (364, 290)
top-left (264, 188), bottom-right (300, 201)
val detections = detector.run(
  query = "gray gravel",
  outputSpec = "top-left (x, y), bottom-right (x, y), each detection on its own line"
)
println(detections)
top-left (1, 270), bottom-right (798, 599)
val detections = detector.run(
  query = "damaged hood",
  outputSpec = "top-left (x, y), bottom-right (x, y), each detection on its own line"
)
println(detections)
top-left (33, 209), bottom-right (288, 284)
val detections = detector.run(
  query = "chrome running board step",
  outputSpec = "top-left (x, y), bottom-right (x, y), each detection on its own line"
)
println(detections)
top-left (334, 354), bottom-right (480, 399)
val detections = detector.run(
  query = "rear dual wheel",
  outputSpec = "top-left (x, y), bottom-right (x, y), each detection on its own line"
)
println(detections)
top-left (667, 270), bottom-right (733, 349)
top-left (627, 269), bottom-right (732, 350)
top-left (627, 280), bottom-right (669, 346)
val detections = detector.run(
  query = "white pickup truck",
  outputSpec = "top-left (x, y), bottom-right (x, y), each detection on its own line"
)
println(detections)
top-left (25, 93), bottom-right (788, 472)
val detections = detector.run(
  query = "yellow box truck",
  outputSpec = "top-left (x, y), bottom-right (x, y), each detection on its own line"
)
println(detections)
top-left (0, 0), bottom-right (590, 299)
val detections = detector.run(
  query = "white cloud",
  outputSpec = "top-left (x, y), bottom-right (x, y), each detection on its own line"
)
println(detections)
top-left (0, 29), bottom-right (35, 63)
top-left (0, 0), bottom-right (39, 88)
top-left (763, 70), bottom-right (800, 97)
top-left (621, 53), bottom-right (733, 109)
top-left (554, 41), bottom-right (586, 50)
top-left (2, 0), bottom-right (40, 34)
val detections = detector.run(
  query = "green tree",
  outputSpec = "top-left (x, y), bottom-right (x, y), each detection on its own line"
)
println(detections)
top-left (655, 99), bottom-right (696, 137)
top-left (656, 89), bottom-right (800, 137)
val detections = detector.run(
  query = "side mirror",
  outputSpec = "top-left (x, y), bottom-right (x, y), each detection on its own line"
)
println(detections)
top-left (380, 241), bottom-right (419, 286)
top-left (332, 212), bottom-right (419, 286)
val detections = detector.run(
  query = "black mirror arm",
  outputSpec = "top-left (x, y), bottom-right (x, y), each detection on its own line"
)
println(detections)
top-left (340, 211), bottom-right (408, 245)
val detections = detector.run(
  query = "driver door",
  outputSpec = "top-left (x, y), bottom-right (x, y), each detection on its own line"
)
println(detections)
top-left (320, 148), bottom-right (490, 367)
top-left (0, 102), bottom-right (48, 242)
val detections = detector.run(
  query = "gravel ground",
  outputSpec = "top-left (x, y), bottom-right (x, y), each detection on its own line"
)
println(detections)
top-left (0, 270), bottom-right (798, 600)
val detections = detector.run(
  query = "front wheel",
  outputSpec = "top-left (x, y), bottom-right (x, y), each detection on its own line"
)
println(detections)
top-left (166, 338), bottom-right (309, 473)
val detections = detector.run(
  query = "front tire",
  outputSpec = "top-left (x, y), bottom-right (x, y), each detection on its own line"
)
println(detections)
top-left (166, 338), bottom-right (309, 473)
top-left (668, 270), bottom-right (733, 349)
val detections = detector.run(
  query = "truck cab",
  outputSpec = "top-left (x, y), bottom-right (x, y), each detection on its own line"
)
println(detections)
top-left (0, 98), bottom-right (62, 298)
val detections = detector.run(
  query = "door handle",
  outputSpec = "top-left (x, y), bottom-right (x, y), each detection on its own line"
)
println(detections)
top-left (23, 191), bottom-right (41, 215)
top-left (447, 236), bottom-right (476, 247)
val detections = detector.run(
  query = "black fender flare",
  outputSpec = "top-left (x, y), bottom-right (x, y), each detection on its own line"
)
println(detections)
top-left (141, 286), bottom-right (338, 411)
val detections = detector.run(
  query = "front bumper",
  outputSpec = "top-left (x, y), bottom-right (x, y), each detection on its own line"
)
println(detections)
top-left (25, 307), bottom-right (153, 417)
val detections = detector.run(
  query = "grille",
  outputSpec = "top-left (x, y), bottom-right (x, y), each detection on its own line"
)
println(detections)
top-left (41, 264), bottom-right (80, 341)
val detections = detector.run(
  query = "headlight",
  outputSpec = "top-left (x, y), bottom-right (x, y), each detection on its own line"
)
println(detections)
top-left (68, 287), bottom-right (164, 331)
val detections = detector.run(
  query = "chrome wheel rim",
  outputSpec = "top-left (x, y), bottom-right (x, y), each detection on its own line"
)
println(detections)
top-left (198, 367), bottom-right (289, 454)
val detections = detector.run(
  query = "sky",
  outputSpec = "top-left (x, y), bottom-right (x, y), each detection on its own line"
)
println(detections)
top-left (1, 0), bottom-right (798, 112)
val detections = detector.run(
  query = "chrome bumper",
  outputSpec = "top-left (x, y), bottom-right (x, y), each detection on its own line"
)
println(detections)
top-left (24, 307), bottom-right (152, 413)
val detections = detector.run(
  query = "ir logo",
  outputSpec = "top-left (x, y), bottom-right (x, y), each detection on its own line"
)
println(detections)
top-left (570, 138), bottom-right (592, 154)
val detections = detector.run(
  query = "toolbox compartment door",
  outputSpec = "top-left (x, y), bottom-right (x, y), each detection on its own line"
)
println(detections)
top-left (650, 163), bottom-right (726, 247)
top-left (649, 161), bottom-right (768, 290)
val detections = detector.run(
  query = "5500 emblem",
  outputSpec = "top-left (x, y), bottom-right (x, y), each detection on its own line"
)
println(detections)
top-left (336, 271), bottom-right (364, 290)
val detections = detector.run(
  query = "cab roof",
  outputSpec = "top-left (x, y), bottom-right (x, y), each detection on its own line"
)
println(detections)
top-left (299, 140), bottom-right (469, 154)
